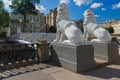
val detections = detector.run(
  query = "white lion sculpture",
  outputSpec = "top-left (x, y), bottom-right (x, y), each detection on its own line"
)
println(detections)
top-left (83, 9), bottom-right (111, 43)
top-left (54, 3), bottom-right (83, 45)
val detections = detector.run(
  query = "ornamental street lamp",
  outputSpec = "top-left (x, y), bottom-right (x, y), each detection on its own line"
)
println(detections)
top-left (31, 18), bottom-right (34, 33)
top-left (17, 17), bottom-right (22, 33)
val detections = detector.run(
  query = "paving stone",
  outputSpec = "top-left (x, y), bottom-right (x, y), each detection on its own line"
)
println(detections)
top-left (85, 64), bottom-right (120, 80)
top-left (25, 66), bottom-right (34, 72)
top-left (10, 69), bottom-right (20, 75)
top-left (42, 67), bottom-right (64, 75)
top-left (2, 70), bottom-right (55, 80)
top-left (32, 64), bottom-right (41, 70)
top-left (39, 63), bottom-right (48, 69)
top-left (0, 73), bottom-right (10, 78)
top-left (1, 63), bottom-right (120, 80)
top-left (18, 67), bottom-right (27, 73)
top-left (2, 72), bottom-right (11, 77)
top-left (50, 69), bottom-right (91, 80)
top-left (42, 63), bottom-right (52, 68)
top-left (40, 66), bottom-right (47, 69)
top-left (4, 70), bottom-right (16, 75)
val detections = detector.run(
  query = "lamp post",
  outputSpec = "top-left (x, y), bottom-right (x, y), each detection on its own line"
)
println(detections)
top-left (6, 27), bottom-right (11, 40)
top-left (17, 17), bottom-right (22, 33)
top-left (31, 18), bottom-right (34, 33)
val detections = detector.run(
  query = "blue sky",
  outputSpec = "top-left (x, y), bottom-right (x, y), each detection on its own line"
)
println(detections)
top-left (39, 0), bottom-right (120, 22)
top-left (2, 0), bottom-right (120, 22)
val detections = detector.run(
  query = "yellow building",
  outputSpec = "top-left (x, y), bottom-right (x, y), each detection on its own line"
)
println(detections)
top-left (98, 19), bottom-right (120, 34)
top-left (45, 8), bottom-right (57, 32)
top-left (113, 21), bottom-right (120, 34)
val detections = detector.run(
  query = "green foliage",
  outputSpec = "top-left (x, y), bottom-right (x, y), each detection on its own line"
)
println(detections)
top-left (0, 1), bottom-right (3, 8)
top-left (10, 0), bottom-right (39, 32)
top-left (30, 0), bottom-right (40, 4)
top-left (0, 31), bottom-right (6, 38)
top-left (0, 1), bottom-right (10, 29)
top-left (11, 0), bottom-right (36, 14)
top-left (49, 26), bottom-right (56, 33)
top-left (105, 27), bottom-right (114, 34)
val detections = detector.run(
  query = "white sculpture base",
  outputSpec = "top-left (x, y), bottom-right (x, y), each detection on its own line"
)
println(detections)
top-left (50, 42), bottom-right (95, 73)
top-left (86, 42), bottom-right (119, 63)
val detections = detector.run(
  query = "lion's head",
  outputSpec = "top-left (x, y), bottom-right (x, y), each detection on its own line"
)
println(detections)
top-left (56, 3), bottom-right (70, 23)
top-left (83, 9), bottom-right (96, 26)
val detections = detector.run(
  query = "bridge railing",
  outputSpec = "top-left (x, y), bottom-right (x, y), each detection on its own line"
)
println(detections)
top-left (0, 44), bottom-right (39, 70)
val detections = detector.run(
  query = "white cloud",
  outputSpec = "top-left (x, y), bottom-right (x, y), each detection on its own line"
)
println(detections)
top-left (112, 2), bottom-right (120, 9)
top-left (2, 0), bottom-right (12, 12)
top-left (73, 0), bottom-right (92, 6)
top-left (3, 0), bottom-right (12, 6)
top-left (95, 15), bottom-right (99, 17)
top-left (60, 0), bottom-right (70, 4)
top-left (101, 8), bottom-right (106, 11)
top-left (90, 3), bottom-right (103, 9)
top-left (39, 6), bottom-right (46, 11)
top-left (35, 4), bottom-right (46, 12)
top-left (4, 5), bottom-right (12, 13)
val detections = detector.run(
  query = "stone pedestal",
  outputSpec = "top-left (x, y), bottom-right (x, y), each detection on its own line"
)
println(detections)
top-left (37, 40), bottom-right (49, 62)
top-left (91, 42), bottom-right (119, 63)
top-left (50, 42), bottom-right (95, 73)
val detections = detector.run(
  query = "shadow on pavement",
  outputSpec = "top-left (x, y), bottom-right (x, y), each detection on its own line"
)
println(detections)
top-left (84, 66), bottom-right (120, 79)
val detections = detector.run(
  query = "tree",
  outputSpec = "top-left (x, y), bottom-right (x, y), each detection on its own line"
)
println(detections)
top-left (0, 1), bottom-right (3, 8)
top-left (10, 0), bottom-right (40, 32)
top-left (30, 0), bottom-right (40, 4)
top-left (0, 1), bottom-right (10, 38)
top-left (105, 27), bottom-right (114, 34)
top-left (49, 26), bottom-right (56, 33)
top-left (0, 1), bottom-right (10, 30)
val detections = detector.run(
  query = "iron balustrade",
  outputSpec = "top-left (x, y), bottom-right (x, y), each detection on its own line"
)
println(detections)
top-left (0, 44), bottom-right (39, 70)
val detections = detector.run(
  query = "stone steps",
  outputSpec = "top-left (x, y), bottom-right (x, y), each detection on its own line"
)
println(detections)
top-left (0, 63), bottom-right (53, 79)
top-left (95, 58), bottom-right (111, 68)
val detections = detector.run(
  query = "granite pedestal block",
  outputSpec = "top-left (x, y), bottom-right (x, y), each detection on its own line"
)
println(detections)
top-left (91, 42), bottom-right (119, 63)
top-left (50, 42), bottom-right (95, 73)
